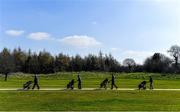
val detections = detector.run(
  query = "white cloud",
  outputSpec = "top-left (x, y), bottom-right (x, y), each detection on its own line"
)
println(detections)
top-left (59, 35), bottom-right (102, 48)
top-left (5, 30), bottom-right (24, 36)
top-left (110, 47), bottom-right (118, 52)
top-left (123, 50), bottom-right (153, 58)
top-left (27, 32), bottom-right (52, 41)
top-left (121, 50), bottom-right (154, 64)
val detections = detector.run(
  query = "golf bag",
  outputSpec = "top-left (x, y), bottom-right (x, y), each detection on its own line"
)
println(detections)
top-left (67, 82), bottom-right (71, 89)
top-left (67, 79), bottom-right (75, 90)
top-left (23, 81), bottom-right (33, 90)
top-left (138, 81), bottom-right (147, 90)
top-left (100, 78), bottom-right (109, 89)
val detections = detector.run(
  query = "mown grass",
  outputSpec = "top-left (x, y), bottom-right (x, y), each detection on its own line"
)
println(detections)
top-left (0, 72), bottom-right (180, 89)
top-left (0, 72), bottom-right (180, 111)
top-left (0, 90), bottom-right (180, 111)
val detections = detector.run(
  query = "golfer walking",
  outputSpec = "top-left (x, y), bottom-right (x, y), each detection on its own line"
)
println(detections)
top-left (32, 74), bottom-right (40, 90)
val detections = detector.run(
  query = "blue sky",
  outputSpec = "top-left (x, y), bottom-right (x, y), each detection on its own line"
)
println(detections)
top-left (0, 0), bottom-right (180, 64)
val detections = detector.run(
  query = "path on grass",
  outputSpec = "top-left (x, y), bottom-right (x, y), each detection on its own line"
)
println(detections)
top-left (0, 88), bottom-right (180, 91)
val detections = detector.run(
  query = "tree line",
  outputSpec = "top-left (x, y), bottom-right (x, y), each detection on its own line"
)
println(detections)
top-left (0, 45), bottom-right (180, 80)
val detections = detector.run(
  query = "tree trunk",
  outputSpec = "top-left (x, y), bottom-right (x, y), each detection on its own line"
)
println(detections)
top-left (128, 65), bottom-right (132, 73)
top-left (175, 56), bottom-right (178, 67)
top-left (4, 73), bottom-right (8, 81)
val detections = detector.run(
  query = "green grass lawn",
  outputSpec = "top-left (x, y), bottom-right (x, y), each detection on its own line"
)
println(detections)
top-left (0, 90), bottom-right (180, 111)
top-left (0, 72), bottom-right (180, 89)
top-left (0, 72), bottom-right (180, 111)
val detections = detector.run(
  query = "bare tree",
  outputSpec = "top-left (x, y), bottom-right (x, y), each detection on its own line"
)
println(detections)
top-left (168, 45), bottom-right (180, 67)
top-left (123, 58), bottom-right (136, 72)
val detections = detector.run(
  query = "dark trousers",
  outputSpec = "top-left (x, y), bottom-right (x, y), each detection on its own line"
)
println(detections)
top-left (78, 83), bottom-right (81, 89)
top-left (32, 83), bottom-right (40, 90)
top-left (111, 83), bottom-right (118, 89)
top-left (150, 82), bottom-right (153, 89)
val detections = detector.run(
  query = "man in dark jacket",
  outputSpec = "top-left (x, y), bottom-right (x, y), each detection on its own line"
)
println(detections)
top-left (149, 76), bottom-right (153, 89)
top-left (77, 73), bottom-right (82, 89)
top-left (32, 74), bottom-right (40, 90)
top-left (111, 74), bottom-right (118, 89)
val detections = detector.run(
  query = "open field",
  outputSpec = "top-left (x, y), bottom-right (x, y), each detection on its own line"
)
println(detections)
top-left (1, 90), bottom-right (180, 111)
top-left (0, 72), bottom-right (180, 89)
top-left (0, 72), bottom-right (180, 111)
